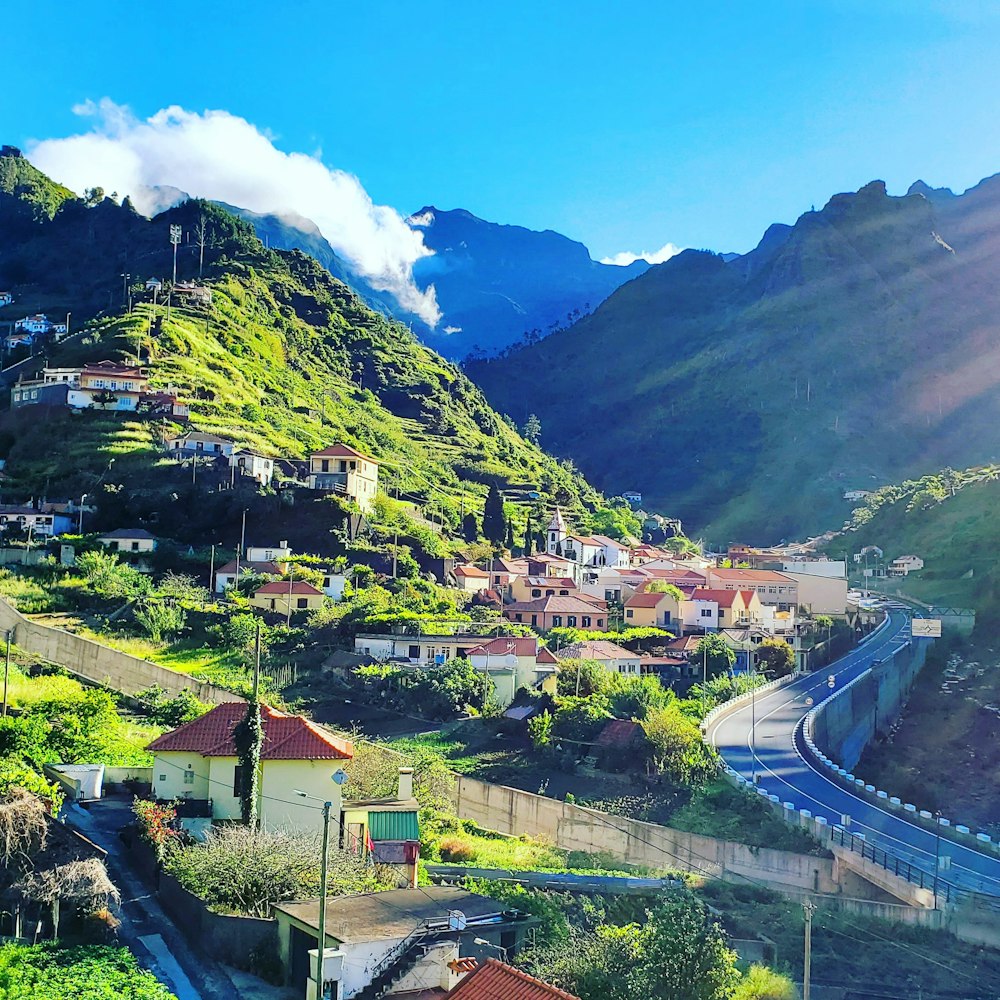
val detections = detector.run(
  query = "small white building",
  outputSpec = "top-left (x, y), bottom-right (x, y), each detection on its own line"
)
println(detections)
top-left (166, 431), bottom-right (236, 458)
top-left (230, 449), bottom-right (274, 486)
top-left (213, 559), bottom-right (282, 594)
top-left (453, 564), bottom-right (491, 593)
top-left (0, 292), bottom-right (13, 307)
top-left (14, 314), bottom-right (53, 335)
top-left (319, 570), bottom-right (347, 601)
top-left (97, 528), bottom-right (157, 553)
top-left (889, 555), bottom-right (924, 577)
top-left (246, 542), bottom-right (292, 563)
top-left (466, 636), bottom-right (559, 706)
top-left (844, 490), bottom-right (872, 501)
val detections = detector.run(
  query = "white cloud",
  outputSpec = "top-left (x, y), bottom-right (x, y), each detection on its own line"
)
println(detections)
top-left (600, 241), bottom-right (683, 267)
top-left (407, 210), bottom-right (434, 227)
top-left (29, 99), bottom-right (441, 325)
top-left (443, 325), bottom-right (462, 335)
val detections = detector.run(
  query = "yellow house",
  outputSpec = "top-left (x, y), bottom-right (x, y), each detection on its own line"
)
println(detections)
top-left (509, 575), bottom-right (579, 604)
top-left (146, 702), bottom-right (354, 830)
top-left (308, 444), bottom-right (379, 513)
top-left (249, 580), bottom-right (325, 616)
top-left (623, 588), bottom-right (683, 630)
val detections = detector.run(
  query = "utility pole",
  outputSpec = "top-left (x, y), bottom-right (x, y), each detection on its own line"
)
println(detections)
top-left (286, 569), bottom-right (294, 627)
top-left (317, 799), bottom-right (332, 996)
top-left (209, 542), bottom-right (217, 597)
top-left (391, 483), bottom-right (399, 579)
top-left (2, 629), bottom-right (11, 718)
top-left (77, 493), bottom-right (88, 534)
top-left (234, 508), bottom-right (247, 596)
top-left (253, 620), bottom-right (262, 701)
top-left (802, 900), bottom-right (815, 1000)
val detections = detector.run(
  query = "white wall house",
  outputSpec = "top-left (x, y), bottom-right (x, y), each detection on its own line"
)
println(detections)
top-left (246, 542), bottom-right (292, 563)
top-left (888, 555), bottom-right (924, 577)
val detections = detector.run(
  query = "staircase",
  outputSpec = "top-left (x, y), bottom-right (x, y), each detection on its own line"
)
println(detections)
top-left (353, 931), bottom-right (438, 1000)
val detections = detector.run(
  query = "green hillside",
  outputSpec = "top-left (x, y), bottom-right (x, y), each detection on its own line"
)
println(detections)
top-left (830, 466), bottom-right (1000, 620)
top-left (470, 176), bottom-right (1000, 544)
top-left (0, 159), bottom-right (619, 557)
top-left (0, 149), bottom-right (74, 224)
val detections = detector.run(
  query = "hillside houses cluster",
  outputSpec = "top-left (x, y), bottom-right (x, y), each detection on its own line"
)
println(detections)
top-left (3, 311), bottom-right (67, 352)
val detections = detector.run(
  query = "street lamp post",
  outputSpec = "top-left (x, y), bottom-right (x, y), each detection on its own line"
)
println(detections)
top-left (933, 810), bottom-right (942, 909)
top-left (77, 493), bottom-right (88, 534)
top-left (295, 789), bottom-right (335, 999)
top-left (2, 629), bottom-right (12, 718)
top-left (473, 937), bottom-right (509, 963)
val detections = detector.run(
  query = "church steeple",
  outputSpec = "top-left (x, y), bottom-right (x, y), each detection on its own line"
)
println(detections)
top-left (547, 506), bottom-right (567, 555)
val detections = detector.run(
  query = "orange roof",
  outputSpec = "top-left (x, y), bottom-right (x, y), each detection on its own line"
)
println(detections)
top-left (447, 958), bottom-right (580, 1000)
top-left (310, 443), bottom-right (377, 462)
top-left (556, 640), bottom-right (636, 660)
top-left (505, 595), bottom-right (607, 614)
top-left (522, 577), bottom-right (577, 588)
top-left (625, 591), bottom-right (670, 608)
top-left (147, 702), bottom-right (353, 760)
top-left (466, 637), bottom-right (541, 657)
top-left (254, 581), bottom-right (323, 596)
top-left (455, 565), bottom-right (490, 578)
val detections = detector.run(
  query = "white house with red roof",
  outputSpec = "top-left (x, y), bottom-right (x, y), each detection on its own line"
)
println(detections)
top-left (146, 702), bottom-right (353, 830)
top-left (453, 564), bottom-right (491, 593)
top-left (466, 636), bottom-right (559, 706)
top-left (308, 443), bottom-right (379, 513)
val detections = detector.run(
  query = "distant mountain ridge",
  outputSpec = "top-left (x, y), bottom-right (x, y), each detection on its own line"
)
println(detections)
top-left (469, 172), bottom-right (1000, 544)
top-left (404, 206), bottom-right (650, 357)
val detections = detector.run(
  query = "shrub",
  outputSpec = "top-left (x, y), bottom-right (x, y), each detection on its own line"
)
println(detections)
top-left (437, 836), bottom-right (476, 862)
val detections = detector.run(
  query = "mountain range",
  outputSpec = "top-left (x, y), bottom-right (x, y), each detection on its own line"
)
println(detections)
top-left (141, 188), bottom-right (650, 360)
top-left (0, 151), bottom-right (605, 550)
top-left (469, 172), bottom-right (1000, 544)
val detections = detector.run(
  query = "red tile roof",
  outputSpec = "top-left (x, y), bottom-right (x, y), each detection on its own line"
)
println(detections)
top-left (147, 702), bottom-right (353, 760)
top-left (447, 958), bottom-right (580, 1000)
top-left (466, 637), bottom-right (541, 657)
top-left (690, 588), bottom-right (756, 608)
top-left (254, 581), bottom-right (324, 596)
top-left (522, 577), bottom-right (577, 588)
top-left (505, 595), bottom-right (608, 615)
top-left (594, 719), bottom-right (646, 749)
top-left (310, 443), bottom-right (377, 462)
top-left (556, 640), bottom-right (636, 660)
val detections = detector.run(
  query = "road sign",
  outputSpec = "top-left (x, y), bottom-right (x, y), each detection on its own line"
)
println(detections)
top-left (911, 618), bottom-right (942, 638)
top-left (827, 675), bottom-right (836, 689)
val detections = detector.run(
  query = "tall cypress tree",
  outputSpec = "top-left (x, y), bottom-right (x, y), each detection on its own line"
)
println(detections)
top-left (523, 516), bottom-right (534, 555)
top-left (483, 484), bottom-right (506, 545)
top-left (505, 518), bottom-right (515, 552)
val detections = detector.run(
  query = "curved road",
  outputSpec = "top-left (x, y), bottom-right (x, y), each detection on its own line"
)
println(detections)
top-left (707, 609), bottom-right (1000, 899)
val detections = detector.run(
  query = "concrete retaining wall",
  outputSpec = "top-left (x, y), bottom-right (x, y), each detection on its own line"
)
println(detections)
top-left (811, 639), bottom-right (928, 770)
top-left (158, 871), bottom-right (276, 966)
top-left (0, 597), bottom-right (240, 705)
top-left (454, 775), bottom-right (839, 895)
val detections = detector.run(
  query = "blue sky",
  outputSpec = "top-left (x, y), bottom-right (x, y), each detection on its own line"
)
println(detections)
top-left (5, 0), bottom-right (1000, 261)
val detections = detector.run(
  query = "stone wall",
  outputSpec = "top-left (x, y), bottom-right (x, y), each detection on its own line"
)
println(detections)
top-left (0, 597), bottom-right (240, 705)
top-left (453, 774), bottom-right (840, 895)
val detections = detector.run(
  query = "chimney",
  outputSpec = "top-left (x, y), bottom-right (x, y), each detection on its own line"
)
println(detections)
top-left (397, 767), bottom-right (414, 801)
top-left (279, 539), bottom-right (288, 549)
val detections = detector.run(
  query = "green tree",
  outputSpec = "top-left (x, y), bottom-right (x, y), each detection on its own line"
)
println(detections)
top-left (641, 703), bottom-right (717, 783)
top-left (521, 893), bottom-right (741, 1000)
top-left (694, 634), bottom-right (736, 680)
top-left (556, 659), bottom-right (609, 698)
top-left (134, 601), bottom-right (187, 643)
top-left (643, 580), bottom-right (685, 599)
top-left (552, 695), bottom-right (612, 741)
top-left (523, 515), bottom-right (534, 555)
top-left (462, 512), bottom-right (479, 542)
top-left (527, 709), bottom-right (553, 750)
top-left (505, 518), bottom-right (515, 551)
top-left (522, 413), bottom-right (542, 444)
top-left (755, 638), bottom-right (795, 678)
top-left (482, 484), bottom-right (506, 545)
top-left (732, 964), bottom-right (796, 1000)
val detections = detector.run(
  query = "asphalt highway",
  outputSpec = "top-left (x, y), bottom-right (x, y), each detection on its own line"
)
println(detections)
top-left (706, 609), bottom-right (1000, 899)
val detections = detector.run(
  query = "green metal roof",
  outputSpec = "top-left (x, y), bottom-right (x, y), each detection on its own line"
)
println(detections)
top-left (368, 810), bottom-right (419, 842)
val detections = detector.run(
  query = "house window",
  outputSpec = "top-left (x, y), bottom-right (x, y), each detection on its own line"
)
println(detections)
top-left (409, 644), bottom-right (420, 659)
top-left (270, 599), bottom-right (276, 610)
top-left (552, 616), bottom-right (563, 627)
top-left (604, 590), bottom-right (615, 601)
top-left (297, 597), bottom-right (308, 609)
top-left (597, 619), bottom-right (604, 627)
top-left (567, 616), bottom-right (577, 627)
top-left (531, 589), bottom-right (541, 597)
top-left (158, 774), bottom-right (166, 782)
top-left (131, 541), bottom-right (140, 551)
top-left (559, 589), bottom-right (569, 596)
top-left (626, 609), bottom-right (634, 619)
top-left (582, 616), bottom-right (592, 627)
top-left (545, 589), bottom-right (555, 596)
top-left (183, 770), bottom-right (194, 785)
top-left (530, 615), bottom-right (537, 626)
top-left (514, 613), bottom-right (523, 622)
top-left (701, 608), bottom-right (712, 617)
top-left (232, 765), bottom-right (243, 796)
top-left (321, 459), bottom-right (329, 472)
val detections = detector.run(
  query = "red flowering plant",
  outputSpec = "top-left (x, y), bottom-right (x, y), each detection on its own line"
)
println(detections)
top-left (132, 798), bottom-right (182, 861)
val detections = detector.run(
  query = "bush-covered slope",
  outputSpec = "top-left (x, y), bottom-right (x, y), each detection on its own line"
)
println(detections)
top-left (470, 175), bottom-right (1000, 544)
top-left (0, 158), bottom-right (609, 553)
